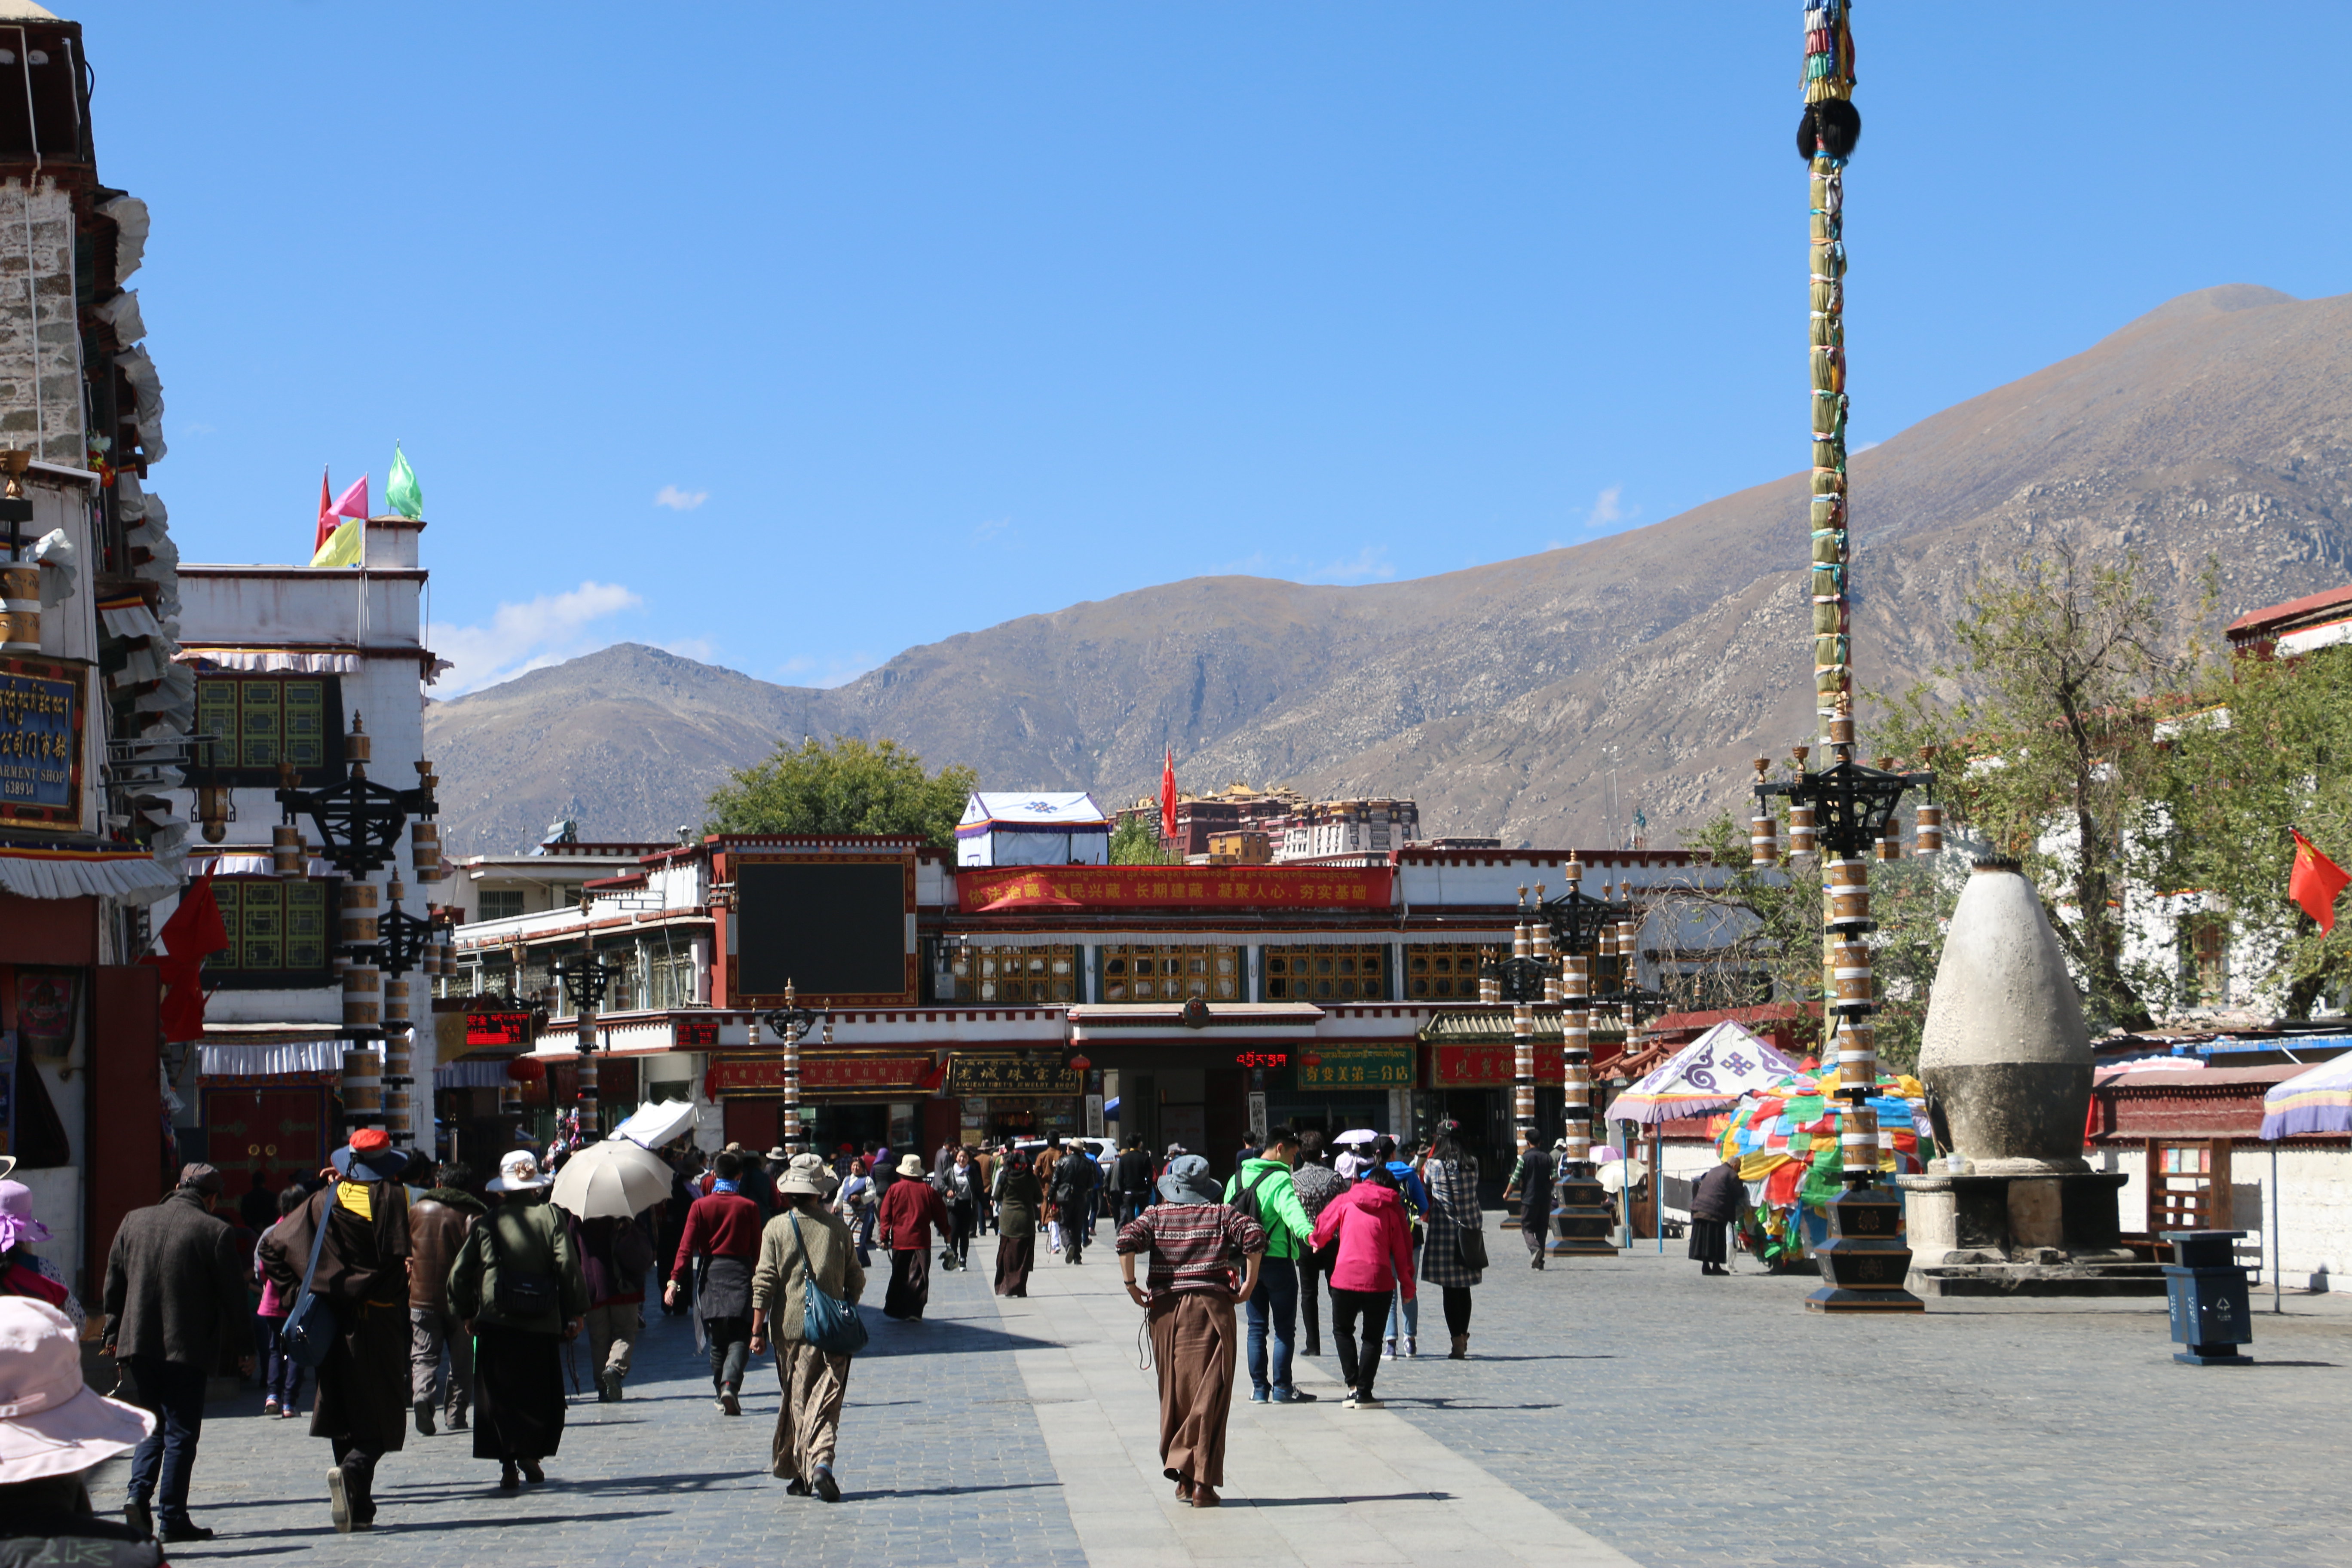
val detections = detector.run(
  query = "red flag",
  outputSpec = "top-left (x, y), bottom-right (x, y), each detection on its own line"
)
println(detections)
top-left (1159, 747), bottom-right (1178, 843)
top-left (141, 867), bottom-right (230, 1042)
top-left (314, 467), bottom-right (334, 553)
top-left (2289, 830), bottom-right (2349, 935)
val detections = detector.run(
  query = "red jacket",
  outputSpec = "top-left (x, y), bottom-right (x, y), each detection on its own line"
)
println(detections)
top-left (878, 1178), bottom-right (950, 1252)
top-left (1310, 1182), bottom-right (1416, 1301)
top-left (671, 1191), bottom-right (762, 1275)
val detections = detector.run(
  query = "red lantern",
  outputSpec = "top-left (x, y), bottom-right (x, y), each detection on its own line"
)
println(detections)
top-left (1302, 1053), bottom-right (1322, 1070)
top-left (1067, 1053), bottom-right (1092, 1074)
top-left (505, 1057), bottom-right (546, 1084)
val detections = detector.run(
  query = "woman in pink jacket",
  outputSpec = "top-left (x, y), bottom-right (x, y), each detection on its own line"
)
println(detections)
top-left (1308, 1167), bottom-right (1415, 1409)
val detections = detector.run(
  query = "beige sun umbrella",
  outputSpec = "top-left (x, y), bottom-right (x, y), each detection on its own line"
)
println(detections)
top-left (548, 1136), bottom-right (674, 1221)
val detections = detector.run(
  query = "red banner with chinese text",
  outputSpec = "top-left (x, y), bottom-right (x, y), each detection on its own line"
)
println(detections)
top-left (1429, 1044), bottom-right (1567, 1089)
top-left (958, 865), bottom-right (1392, 913)
top-left (706, 1056), bottom-right (934, 1095)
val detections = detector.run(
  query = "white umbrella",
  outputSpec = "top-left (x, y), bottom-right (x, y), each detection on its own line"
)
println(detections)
top-left (1333, 1128), bottom-right (1381, 1145)
top-left (550, 1136), bottom-right (674, 1221)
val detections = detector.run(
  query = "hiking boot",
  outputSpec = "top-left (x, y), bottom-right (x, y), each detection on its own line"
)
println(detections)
top-left (1449, 1333), bottom-right (1469, 1360)
top-left (519, 1459), bottom-right (545, 1485)
top-left (499, 1464), bottom-right (520, 1492)
top-left (414, 1400), bottom-right (436, 1437)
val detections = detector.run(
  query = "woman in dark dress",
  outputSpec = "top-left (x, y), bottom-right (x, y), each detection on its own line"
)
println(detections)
top-left (446, 1150), bottom-right (589, 1490)
top-left (1687, 1156), bottom-right (1745, 1276)
top-left (993, 1154), bottom-right (1043, 1298)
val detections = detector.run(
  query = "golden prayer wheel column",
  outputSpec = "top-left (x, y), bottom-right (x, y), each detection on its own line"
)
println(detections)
top-left (1510, 894), bottom-right (1536, 1147)
top-left (1548, 860), bottom-right (1615, 1258)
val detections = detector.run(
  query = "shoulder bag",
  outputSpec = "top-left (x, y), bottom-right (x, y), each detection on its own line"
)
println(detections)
top-left (281, 1188), bottom-right (342, 1369)
top-left (1446, 1162), bottom-right (1490, 1271)
top-left (789, 1215), bottom-right (870, 1357)
top-left (493, 1205), bottom-right (560, 1319)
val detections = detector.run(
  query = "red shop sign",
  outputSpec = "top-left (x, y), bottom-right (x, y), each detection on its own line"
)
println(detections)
top-left (1429, 1044), bottom-right (1567, 1089)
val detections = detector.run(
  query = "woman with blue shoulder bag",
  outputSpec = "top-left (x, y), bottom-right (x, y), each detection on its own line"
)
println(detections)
top-left (749, 1159), bottom-right (867, 1502)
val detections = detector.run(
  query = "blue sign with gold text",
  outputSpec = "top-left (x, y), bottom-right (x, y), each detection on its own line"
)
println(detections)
top-left (0, 659), bottom-right (83, 829)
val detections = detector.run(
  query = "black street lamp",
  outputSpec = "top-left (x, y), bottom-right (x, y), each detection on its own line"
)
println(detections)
top-left (559, 950), bottom-right (625, 1140)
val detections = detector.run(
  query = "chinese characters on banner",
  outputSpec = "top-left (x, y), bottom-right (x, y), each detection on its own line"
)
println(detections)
top-left (705, 1056), bottom-right (931, 1094)
top-left (959, 864), bottom-right (1392, 913)
top-left (1295, 1044), bottom-right (1415, 1090)
top-left (0, 660), bottom-right (83, 829)
top-left (1429, 1044), bottom-right (1567, 1088)
top-left (945, 1055), bottom-right (1082, 1097)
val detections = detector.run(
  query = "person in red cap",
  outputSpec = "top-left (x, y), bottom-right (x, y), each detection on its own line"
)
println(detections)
top-left (260, 1129), bottom-right (417, 1534)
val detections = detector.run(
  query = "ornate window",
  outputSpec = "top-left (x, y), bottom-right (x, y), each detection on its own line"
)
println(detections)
top-left (1262, 944), bottom-right (1385, 1001)
top-left (1403, 943), bottom-right (1490, 1000)
top-left (192, 674), bottom-right (343, 785)
top-left (1101, 944), bottom-right (1240, 1002)
top-left (203, 876), bottom-right (335, 989)
top-left (954, 944), bottom-right (1081, 1004)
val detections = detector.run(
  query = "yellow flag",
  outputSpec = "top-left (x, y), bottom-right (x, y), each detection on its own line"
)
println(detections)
top-left (309, 517), bottom-right (363, 567)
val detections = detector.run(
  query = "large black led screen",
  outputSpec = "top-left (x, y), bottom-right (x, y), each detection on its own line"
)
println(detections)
top-left (734, 859), bottom-right (910, 1001)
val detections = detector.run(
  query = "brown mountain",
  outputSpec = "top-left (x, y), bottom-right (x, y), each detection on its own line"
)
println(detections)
top-left (427, 285), bottom-right (2352, 855)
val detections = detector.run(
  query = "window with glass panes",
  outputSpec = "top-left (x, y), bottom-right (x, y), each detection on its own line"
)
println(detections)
top-left (204, 877), bottom-right (334, 988)
top-left (1403, 943), bottom-right (1493, 1000)
top-left (1100, 944), bottom-right (1240, 1001)
top-left (953, 944), bottom-right (1080, 1004)
top-left (192, 674), bottom-right (342, 785)
top-left (1262, 944), bottom-right (1385, 1001)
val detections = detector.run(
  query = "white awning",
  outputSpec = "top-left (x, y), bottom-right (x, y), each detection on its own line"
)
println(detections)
top-left (200, 1040), bottom-right (343, 1078)
top-left (173, 648), bottom-right (361, 674)
top-left (0, 845), bottom-right (179, 904)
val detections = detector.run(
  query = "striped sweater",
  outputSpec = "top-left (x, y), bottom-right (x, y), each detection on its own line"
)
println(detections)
top-left (1116, 1203), bottom-right (1268, 1299)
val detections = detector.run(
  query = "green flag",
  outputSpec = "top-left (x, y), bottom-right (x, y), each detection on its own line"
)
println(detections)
top-left (386, 443), bottom-right (423, 520)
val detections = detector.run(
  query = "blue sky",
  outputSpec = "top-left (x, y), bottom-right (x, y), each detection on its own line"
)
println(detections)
top-left (75, 2), bottom-right (2352, 695)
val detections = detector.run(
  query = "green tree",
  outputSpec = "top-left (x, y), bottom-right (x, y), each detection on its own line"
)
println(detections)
top-left (1109, 815), bottom-right (1177, 865)
top-left (1878, 542), bottom-right (2199, 1031)
top-left (704, 736), bottom-right (976, 845)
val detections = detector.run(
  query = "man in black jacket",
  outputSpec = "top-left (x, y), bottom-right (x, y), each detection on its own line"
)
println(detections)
top-left (1054, 1143), bottom-right (1100, 1265)
top-left (101, 1163), bottom-right (256, 1544)
top-left (1113, 1137), bottom-right (1153, 1227)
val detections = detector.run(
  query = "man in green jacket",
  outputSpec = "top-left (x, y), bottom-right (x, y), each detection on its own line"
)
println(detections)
top-left (1224, 1124), bottom-right (1318, 1405)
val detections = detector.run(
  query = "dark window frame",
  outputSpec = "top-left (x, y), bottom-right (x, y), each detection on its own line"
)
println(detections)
top-left (202, 875), bottom-right (342, 990)
top-left (192, 672), bottom-right (346, 787)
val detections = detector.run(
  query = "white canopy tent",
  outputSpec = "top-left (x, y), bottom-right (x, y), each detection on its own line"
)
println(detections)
top-left (955, 792), bottom-right (1113, 867)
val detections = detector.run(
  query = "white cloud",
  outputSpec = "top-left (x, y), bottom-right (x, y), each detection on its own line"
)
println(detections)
top-left (1304, 545), bottom-right (1397, 585)
top-left (430, 581), bottom-right (643, 695)
top-left (654, 485), bottom-right (709, 511)
top-left (971, 517), bottom-right (1012, 546)
top-left (1851, 439), bottom-right (1881, 454)
top-left (1583, 484), bottom-right (1634, 533)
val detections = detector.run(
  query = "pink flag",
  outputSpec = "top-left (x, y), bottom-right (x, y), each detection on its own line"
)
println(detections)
top-left (315, 475), bottom-right (368, 555)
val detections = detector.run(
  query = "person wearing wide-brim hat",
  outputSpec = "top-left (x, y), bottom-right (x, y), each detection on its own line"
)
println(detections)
top-left (258, 1128), bottom-right (419, 1533)
top-left (447, 1151), bottom-right (589, 1492)
top-left (874, 1154), bottom-right (949, 1321)
top-left (0, 1298), bottom-right (164, 1563)
top-left (750, 1163), bottom-right (865, 1502)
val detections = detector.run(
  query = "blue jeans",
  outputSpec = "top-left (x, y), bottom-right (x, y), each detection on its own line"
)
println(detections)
top-left (1246, 1256), bottom-right (1300, 1397)
top-left (257, 1314), bottom-right (303, 1408)
top-left (125, 1357), bottom-right (208, 1527)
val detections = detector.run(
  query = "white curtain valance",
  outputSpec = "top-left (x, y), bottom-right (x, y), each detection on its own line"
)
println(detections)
top-left (0, 845), bottom-right (178, 904)
top-left (173, 649), bottom-right (361, 674)
top-left (199, 1041), bottom-right (344, 1078)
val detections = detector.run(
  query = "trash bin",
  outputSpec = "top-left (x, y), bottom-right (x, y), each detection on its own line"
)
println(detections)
top-left (2160, 1229), bottom-right (2253, 1366)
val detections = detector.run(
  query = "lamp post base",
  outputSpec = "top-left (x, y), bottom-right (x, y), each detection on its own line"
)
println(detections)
top-left (1804, 1182), bottom-right (1924, 1313)
top-left (1547, 1167), bottom-right (1620, 1258)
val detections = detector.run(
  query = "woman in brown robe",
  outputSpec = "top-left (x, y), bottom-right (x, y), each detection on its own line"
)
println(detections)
top-left (259, 1130), bottom-right (415, 1534)
top-left (993, 1155), bottom-right (1042, 1298)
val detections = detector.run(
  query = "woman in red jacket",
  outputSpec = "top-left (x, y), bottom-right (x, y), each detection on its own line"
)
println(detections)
top-left (1308, 1166), bottom-right (1415, 1409)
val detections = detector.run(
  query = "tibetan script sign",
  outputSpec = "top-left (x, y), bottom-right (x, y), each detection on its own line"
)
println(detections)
top-left (946, 1054), bottom-right (1081, 1097)
top-left (1430, 1044), bottom-right (1568, 1089)
top-left (1297, 1044), bottom-right (1415, 1090)
top-left (464, 1011), bottom-right (534, 1048)
top-left (0, 658), bottom-right (83, 830)
top-left (959, 865), bottom-right (1392, 913)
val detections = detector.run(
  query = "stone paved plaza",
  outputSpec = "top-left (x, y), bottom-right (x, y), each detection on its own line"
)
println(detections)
top-left (92, 1219), bottom-right (2352, 1567)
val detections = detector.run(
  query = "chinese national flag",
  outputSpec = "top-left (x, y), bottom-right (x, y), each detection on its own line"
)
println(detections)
top-left (2289, 830), bottom-right (2350, 935)
top-left (1159, 747), bottom-right (1178, 842)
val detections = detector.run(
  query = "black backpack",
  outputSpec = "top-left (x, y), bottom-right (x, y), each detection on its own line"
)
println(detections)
top-left (1230, 1168), bottom-right (1274, 1228)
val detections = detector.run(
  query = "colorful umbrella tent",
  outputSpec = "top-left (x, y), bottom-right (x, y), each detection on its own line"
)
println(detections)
top-left (1712, 1067), bottom-right (1932, 1263)
top-left (2260, 1052), bottom-right (2352, 1139)
top-left (1607, 1021), bottom-right (1803, 1124)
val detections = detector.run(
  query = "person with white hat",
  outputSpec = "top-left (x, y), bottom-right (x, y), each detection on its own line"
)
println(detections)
top-left (257, 1128), bottom-right (419, 1533)
top-left (749, 1160), bottom-right (865, 1502)
top-left (0, 1298), bottom-right (164, 1564)
top-left (447, 1150), bottom-right (588, 1492)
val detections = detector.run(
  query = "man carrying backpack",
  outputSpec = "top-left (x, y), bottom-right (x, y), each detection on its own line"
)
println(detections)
top-left (1222, 1124), bottom-right (1319, 1406)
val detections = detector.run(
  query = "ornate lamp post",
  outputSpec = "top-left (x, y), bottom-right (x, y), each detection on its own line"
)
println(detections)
top-left (1748, 0), bottom-right (1932, 1312)
top-left (1480, 888), bottom-right (1560, 1155)
top-left (557, 950), bottom-right (624, 1139)
top-left (1545, 862), bottom-right (1616, 1258)
top-left (275, 714), bottom-right (435, 1139)
top-left (758, 981), bottom-right (832, 1158)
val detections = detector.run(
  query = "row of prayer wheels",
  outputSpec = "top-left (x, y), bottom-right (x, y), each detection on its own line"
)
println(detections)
top-left (1751, 799), bottom-right (1944, 867)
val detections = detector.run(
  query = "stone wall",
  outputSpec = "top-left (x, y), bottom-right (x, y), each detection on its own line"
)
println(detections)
top-left (0, 178), bottom-right (85, 464)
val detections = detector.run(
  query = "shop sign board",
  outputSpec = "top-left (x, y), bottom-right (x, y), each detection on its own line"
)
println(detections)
top-left (464, 1010), bottom-right (534, 1049)
top-left (673, 1017), bottom-right (720, 1047)
top-left (0, 658), bottom-right (83, 830)
top-left (706, 1055), bottom-right (933, 1094)
top-left (959, 864), bottom-right (1390, 913)
top-left (947, 1054), bottom-right (1081, 1097)
top-left (1430, 1044), bottom-right (1567, 1088)
top-left (1296, 1044), bottom-right (1415, 1090)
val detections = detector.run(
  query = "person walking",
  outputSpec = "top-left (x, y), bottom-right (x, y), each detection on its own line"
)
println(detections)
top-left (254, 1185), bottom-right (307, 1418)
top-left (1376, 1138), bottom-right (1429, 1360)
top-left (257, 1130), bottom-right (415, 1534)
top-left (749, 1163), bottom-right (865, 1502)
top-left (1223, 1124), bottom-right (1319, 1405)
top-left (406, 1163), bottom-right (484, 1436)
top-left (835, 1156), bottom-right (876, 1269)
top-left (1499, 1134), bottom-right (1554, 1270)
top-left (992, 1151), bottom-right (1043, 1298)
top-left (447, 1151), bottom-right (588, 1491)
top-left (1309, 1165), bottom-right (1415, 1410)
top-left (934, 1148), bottom-right (979, 1272)
top-left (1688, 1155), bottom-right (1747, 1276)
top-left (0, 1298), bottom-right (167, 1565)
top-left (237, 1171), bottom-right (278, 1234)
top-left (0, 1179), bottom-right (80, 1331)
top-left (1419, 1123), bottom-right (1485, 1359)
top-left (1288, 1131), bottom-right (1344, 1357)
top-left (1053, 1141), bottom-right (1099, 1265)
top-left (1033, 1139), bottom-right (1064, 1255)
top-left (666, 1149), bottom-right (764, 1415)
top-left (1113, 1136), bottom-right (1153, 1227)
top-left (578, 1207), bottom-right (656, 1401)
top-left (876, 1154), bottom-right (950, 1320)
top-left (100, 1163), bottom-right (255, 1543)
top-left (1116, 1155), bottom-right (1264, 1508)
